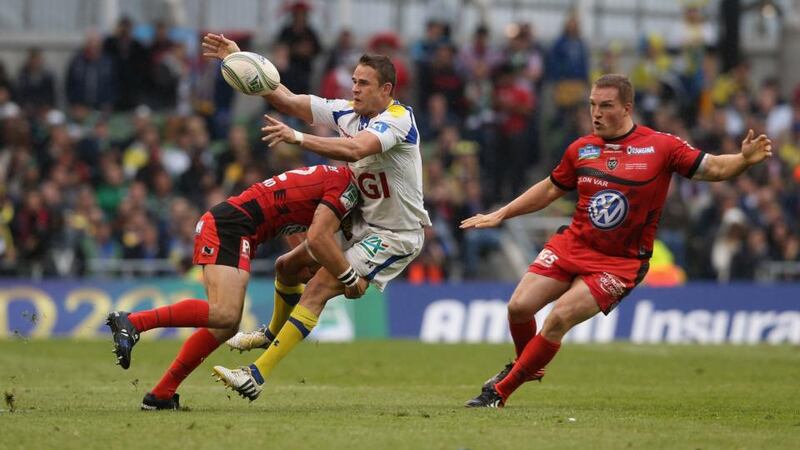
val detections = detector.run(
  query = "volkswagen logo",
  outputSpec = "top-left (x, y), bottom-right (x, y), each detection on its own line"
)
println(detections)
top-left (588, 189), bottom-right (628, 230)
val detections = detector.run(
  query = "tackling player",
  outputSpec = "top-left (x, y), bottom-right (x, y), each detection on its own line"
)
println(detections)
top-left (461, 74), bottom-right (772, 408)
top-left (201, 34), bottom-right (430, 401)
top-left (105, 164), bottom-right (365, 410)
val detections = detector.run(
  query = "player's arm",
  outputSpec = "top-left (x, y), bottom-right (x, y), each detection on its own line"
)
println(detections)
top-left (460, 177), bottom-right (567, 229)
top-left (201, 33), bottom-right (313, 123)
top-left (693, 129), bottom-right (772, 181)
top-left (262, 114), bottom-right (381, 162)
top-left (305, 206), bottom-right (368, 298)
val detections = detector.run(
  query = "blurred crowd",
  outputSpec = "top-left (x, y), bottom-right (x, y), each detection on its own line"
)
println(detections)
top-left (0, 3), bottom-right (799, 282)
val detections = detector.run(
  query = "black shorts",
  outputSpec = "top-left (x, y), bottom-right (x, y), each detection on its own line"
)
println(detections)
top-left (193, 202), bottom-right (257, 271)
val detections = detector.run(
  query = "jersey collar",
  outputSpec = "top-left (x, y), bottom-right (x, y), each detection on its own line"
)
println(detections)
top-left (602, 124), bottom-right (637, 142)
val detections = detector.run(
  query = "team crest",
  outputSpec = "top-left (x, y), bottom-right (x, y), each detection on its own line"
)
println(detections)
top-left (607, 157), bottom-right (618, 171)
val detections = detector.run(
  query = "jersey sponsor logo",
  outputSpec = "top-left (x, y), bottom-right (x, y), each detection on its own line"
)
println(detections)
top-left (604, 143), bottom-right (622, 152)
top-left (339, 183), bottom-right (360, 211)
top-left (370, 121), bottom-right (390, 133)
top-left (598, 272), bottom-right (627, 299)
top-left (626, 145), bottom-right (655, 155)
top-left (195, 220), bottom-right (204, 234)
top-left (578, 176), bottom-right (608, 187)
top-left (357, 172), bottom-right (391, 199)
top-left (578, 145), bottom-right (602, 160)
top-left (358, 235), bottom-right (389, 258)
top-left (588, 189), bottom-right (629, 230)
top-left (624, 163), bottom-right (648, 170)
top-left (535, 249), bottom-right (559, 268)
top-left (607, 157), bottom-right (618, 171)
top-left (240, 238), bottom-right (251, 259)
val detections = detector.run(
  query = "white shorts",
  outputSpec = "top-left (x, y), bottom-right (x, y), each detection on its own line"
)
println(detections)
top-left (340, 215), bottom-right (424, 291)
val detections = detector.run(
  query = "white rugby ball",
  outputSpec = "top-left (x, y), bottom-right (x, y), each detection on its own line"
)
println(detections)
top-left (221, 51), bottom-right (280, 95)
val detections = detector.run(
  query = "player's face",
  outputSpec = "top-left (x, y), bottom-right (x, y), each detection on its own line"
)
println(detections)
top-left (589, 87), bottom-right (631, 139)
top-left (351, 65), bottom-right (390, 117)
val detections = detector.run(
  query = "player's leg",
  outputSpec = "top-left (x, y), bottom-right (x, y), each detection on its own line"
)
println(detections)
top-left (507, 271), bottom-right (571, 358)
top-left (213, 267), bottom-right (343, 401)
top-left (479, 271), bottom-right (571, 391)
top-left (226, 242), bottom-right (320, 351)
top-left (493, 278), bottom-right (600, 403)
top-left (143, 264), bottom-right (249, 409)
top-left (252, 267), bottom-right (340, 376)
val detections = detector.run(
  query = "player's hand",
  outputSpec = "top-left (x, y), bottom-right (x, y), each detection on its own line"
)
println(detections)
top-left (740, 129), bottom-right (772, 166)
top-left (344, 277), bottom-right (369, 299)
top-left (262, 114), bottom-right (302, 147)
top-left (460, 210), bottom-right (504, 229)
top-left (201, 33), bottom-right (241, 60)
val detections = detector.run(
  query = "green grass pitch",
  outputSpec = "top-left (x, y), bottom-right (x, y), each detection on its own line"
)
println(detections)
top-left (1, 339), bottom-right (799, 449)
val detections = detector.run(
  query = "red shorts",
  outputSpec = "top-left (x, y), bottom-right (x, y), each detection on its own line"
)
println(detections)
top-left (193, 202), bottom-right (257, 271)
top-left (528, 229), bottom-right (649, 314)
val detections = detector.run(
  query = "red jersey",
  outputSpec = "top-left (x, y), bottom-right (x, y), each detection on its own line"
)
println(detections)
top-left (550, 125), bottom-right (705, 259)
top-left (227, 165), bottom-right (358, 244)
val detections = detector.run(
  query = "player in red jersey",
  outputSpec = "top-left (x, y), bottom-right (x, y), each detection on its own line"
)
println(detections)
top-left (105, 164), bottom-right (365, 410)
top-left (461, 74), bottom-right (773, 408)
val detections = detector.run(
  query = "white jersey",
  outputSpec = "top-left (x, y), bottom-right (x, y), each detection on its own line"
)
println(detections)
top-left (310, 95), bottom-right (431, 230)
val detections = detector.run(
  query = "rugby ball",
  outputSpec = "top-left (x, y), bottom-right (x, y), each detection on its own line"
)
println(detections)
top-left (221, 51), bottom-right (280, 95)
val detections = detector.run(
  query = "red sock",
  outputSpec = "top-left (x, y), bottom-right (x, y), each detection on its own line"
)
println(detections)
top-left (509, 317), bottom-right (537, 358)
top-left (495, 334), bottom-right (560, 400)
top-left (128, 299), bottom-right (209, 332)
top-left (151, 328), bottom-right (221, 399)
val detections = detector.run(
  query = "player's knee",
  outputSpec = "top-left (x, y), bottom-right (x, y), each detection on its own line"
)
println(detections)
top-left (541, 308), bottom-right (573, 337)
top-left (507, 299), bottom-right (535, 322)
top-left (275, 253), bottom-right (295, 277)
top-left (214, 306), bottom-right (242, 330)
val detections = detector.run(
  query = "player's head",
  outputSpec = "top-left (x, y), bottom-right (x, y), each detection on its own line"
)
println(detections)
top-left (590, 74), bottom-right (634, 139)
top-left (352, 54), bottom-right (396, 116)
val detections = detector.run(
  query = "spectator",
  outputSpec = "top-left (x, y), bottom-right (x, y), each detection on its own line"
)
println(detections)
top-left (66, 31), bottom-right (116, 110)
top-left (417, 43), bottom-right (465, 115)
top-left (276, 1), bottom-right (321, 95)
top-left (16, 48), bottom-right (56, 114)
top-left (103, 16), bottom-right (149, 110)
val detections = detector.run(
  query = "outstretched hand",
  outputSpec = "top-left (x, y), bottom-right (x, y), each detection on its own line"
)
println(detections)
top-left (741, 129), bottom-right (772, 166)
top-left (460, 210), bottom-right (504, 229)
top-left (201, 33), bottom-right (241, 60)
top-left (261, 114), bottom-right (301, 147)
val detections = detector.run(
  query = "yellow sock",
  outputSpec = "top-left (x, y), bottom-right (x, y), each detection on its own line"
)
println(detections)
top-left (267, 280), bottom-right (304, 339)
top-left (254, 304), bottom-right (318, 379)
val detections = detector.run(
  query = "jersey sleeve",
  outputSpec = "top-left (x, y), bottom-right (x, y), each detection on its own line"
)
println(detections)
top-left (667, 135), bottom-right (706, 178)
top-left (310, 95), bottom-right (353, 132)
top-left (321, 168), bottom-right (359, 220)
top-left (364, 104), bottom-right (416, 152)
top-left (549, 142), bottom-right (579, 191)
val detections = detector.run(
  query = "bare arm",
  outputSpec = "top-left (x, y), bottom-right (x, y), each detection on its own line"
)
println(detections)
top-left (305, 205), bottom-right (368, 298)
top-left (693, 129), bottom-right (772, 181)
top-left (262, 84), bottom-right (314, 124)
top-left (201, 33), bottom-right (313, 123)
top-left (460, 177), bottom-right (567, 229)
top-left (262, 114), bottom-right (382, 162)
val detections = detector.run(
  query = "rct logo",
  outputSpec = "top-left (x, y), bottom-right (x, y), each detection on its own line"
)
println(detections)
top-left (588, 189), bottom-right (628, 230)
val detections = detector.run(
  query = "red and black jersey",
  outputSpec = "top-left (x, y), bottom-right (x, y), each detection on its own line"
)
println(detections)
top-left (227, 165), bottom-right (358, 244)
top-left (550, 125), bottom-right (705, 259)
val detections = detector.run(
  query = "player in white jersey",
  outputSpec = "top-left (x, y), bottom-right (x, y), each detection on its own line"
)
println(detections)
top-left (202, 34), bottom-right (430, 401)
